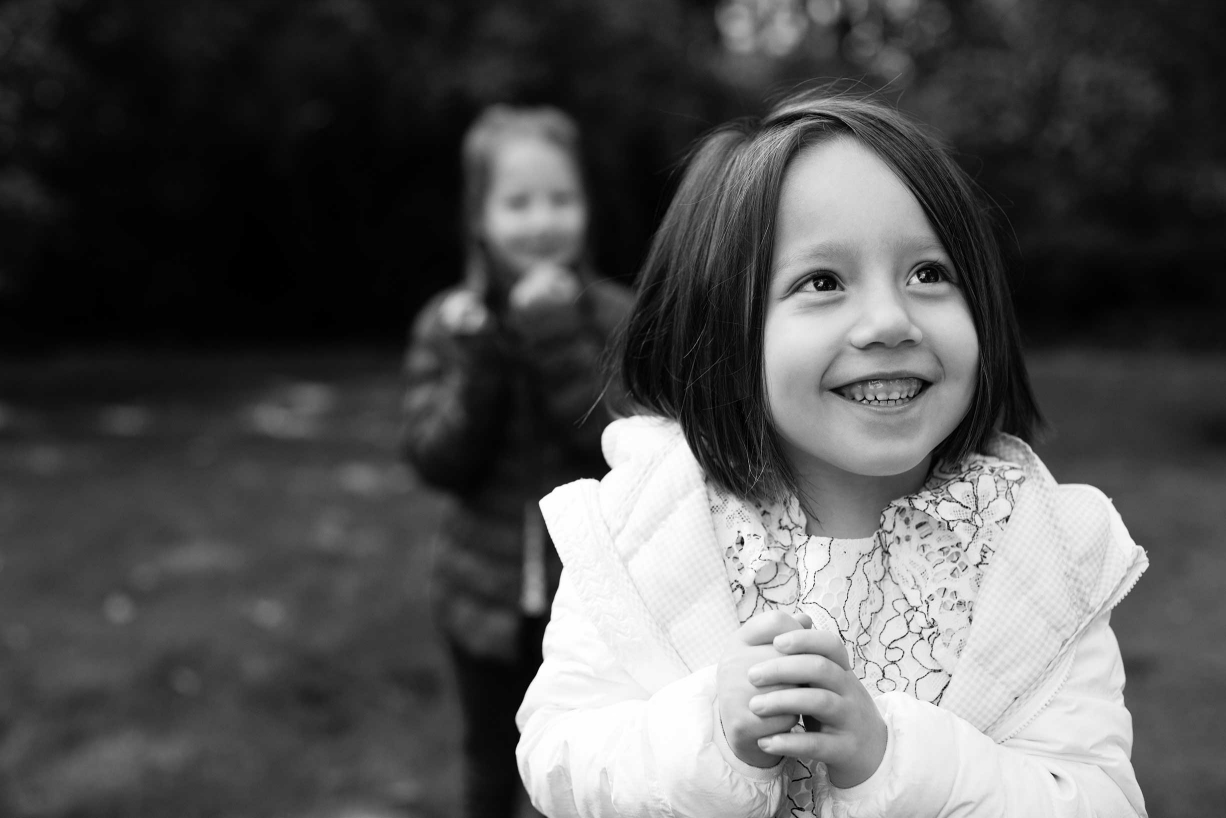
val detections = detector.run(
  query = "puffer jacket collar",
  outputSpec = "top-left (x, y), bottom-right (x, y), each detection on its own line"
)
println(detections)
top-left (540, 416), bottom-right (1147, 738)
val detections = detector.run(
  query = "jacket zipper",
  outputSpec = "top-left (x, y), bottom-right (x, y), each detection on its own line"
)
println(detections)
top-left (997, 553), bottom-right (1148, 742)
top-left (999, 650), bottom-right (1077, 742)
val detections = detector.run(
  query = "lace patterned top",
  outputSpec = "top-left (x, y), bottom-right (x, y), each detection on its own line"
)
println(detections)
top-left (709, 452), bottom-right (1026, 814)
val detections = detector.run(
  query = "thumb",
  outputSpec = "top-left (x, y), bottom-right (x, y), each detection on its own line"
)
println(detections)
top-left (738, 610), bottom-right (807, 646)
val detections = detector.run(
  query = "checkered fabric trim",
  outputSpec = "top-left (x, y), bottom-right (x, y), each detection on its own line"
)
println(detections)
top-left (541, 478), bottom-right (691, 693)
top-left (609, 439), bottom-right (741, 672)
top-left (542, 417), bottom-right (743, 688)
top-left (939, 434), bottom-right (1148, 736)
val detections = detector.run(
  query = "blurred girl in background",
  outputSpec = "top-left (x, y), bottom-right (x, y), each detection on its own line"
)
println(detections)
top-left (399, 104), bottom-right (630, 818)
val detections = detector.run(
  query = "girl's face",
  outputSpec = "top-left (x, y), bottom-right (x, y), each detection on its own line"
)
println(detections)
top-left (480, 137), bottom-right (588, 278)
top-left (763, 137), bottom-right (979, 487)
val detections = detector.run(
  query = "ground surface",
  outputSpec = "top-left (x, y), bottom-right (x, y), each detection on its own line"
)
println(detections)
top-left (0, 348), bottom-right (1222, 817)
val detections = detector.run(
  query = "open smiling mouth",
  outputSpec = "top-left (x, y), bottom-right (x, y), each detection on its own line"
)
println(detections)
top-left (834, 377), bottom-right (929, 407)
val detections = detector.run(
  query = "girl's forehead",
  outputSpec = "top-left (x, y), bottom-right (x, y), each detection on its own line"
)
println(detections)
top-left (491, 137), bottom-right (577, 175)
top-left (776, 140), bottom-right (932, 236)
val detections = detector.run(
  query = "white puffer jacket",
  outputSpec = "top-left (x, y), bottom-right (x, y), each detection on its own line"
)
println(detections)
top-left (517, 416), bottom-right (1149, 818)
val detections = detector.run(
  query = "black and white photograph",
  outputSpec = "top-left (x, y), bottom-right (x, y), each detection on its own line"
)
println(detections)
top-left (1, 1), bottom-right (1222, 816)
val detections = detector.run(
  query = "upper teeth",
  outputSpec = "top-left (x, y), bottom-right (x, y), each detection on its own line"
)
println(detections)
top-left (841, 378), bottom-right (922, 402)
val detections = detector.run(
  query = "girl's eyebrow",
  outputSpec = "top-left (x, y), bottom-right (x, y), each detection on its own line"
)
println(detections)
top-left (773, 235), bottom-right (947, 273)
top-left (891, 235), bottom-right (948, 256)
top-left (772, 239), bottom-right (856, 274)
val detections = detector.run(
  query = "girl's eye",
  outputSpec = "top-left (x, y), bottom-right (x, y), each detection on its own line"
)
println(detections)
top-left (801, 273), bottom-right (840, 293)
top-left (909, 263), bottom-right (952, 285)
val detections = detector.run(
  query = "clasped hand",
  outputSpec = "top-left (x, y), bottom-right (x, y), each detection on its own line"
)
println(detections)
top-left (716, 610), bottom-right (887, 789)
top-left (508, 262), bottom-right (581, 314)
top-left (438, 263), bottom-right (579, 337)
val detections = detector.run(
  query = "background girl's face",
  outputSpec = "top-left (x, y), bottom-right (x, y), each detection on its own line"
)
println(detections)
top-left (763, 137), bottom-right (979, 485)
top-left (480, 136), bottom-right (588, 277)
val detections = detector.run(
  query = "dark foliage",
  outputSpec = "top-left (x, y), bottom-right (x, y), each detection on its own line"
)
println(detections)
top-left (0, 0), bottom-right (1221, 347)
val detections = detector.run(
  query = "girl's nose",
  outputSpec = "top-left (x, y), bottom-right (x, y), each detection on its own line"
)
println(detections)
top-left (848, 286), bottom-right (923, 349)
top-left (528, 201), bottom-right (557, 230)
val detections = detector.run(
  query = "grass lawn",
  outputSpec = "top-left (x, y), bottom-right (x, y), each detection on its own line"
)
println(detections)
top-left (0, 347), bottom-right (1223, 817)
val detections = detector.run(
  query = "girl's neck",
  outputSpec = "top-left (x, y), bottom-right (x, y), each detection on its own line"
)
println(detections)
top-left (796, 457), bottom-right (931, 539)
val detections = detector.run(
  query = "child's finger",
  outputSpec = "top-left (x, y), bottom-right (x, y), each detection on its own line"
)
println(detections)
top-left (737, 610), bottom-right (808, 646)
top-left (757, 712), bottom-right (801, 736)
top-left (725, 707), bottom-right (797, 732)
top-left (757, 728), bottom-right (840, 762)
top-left (748, 653), bottom-right (844, 690)
top-left (772, 628), bottom-right (851, 671)
top-left (743, 641), bottom-right (792, 671)
top-left (748, 687), bottom-right (839, 723)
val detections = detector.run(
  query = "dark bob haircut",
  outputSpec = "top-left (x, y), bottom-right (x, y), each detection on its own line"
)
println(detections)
top-left (618, 89), bottom-right (1042, 503)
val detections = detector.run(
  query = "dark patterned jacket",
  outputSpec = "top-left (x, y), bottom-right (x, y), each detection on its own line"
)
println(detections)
top-left (400, 271), bottom-right (632, 660)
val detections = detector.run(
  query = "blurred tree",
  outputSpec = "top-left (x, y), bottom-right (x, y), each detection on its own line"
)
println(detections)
top-left (706, 0), bottom-right (1226, 343)
top-left (0, 0), bottom-right (1221, 346)
top-left (0, 0), bottom-right (70, 313)
top-left (2, 0), bottom-right (738, 343)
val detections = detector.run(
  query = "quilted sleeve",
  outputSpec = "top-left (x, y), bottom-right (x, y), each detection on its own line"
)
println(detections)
top-left (825, 612), bottom-right (1145, 818)
top-left (516, 574), bottom-right (786, 818)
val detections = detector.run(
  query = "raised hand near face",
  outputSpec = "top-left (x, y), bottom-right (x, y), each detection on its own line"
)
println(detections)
top-left (508, 262), bottom-right (582, 314)
top-left (437, 289), bottom-right (492, 335)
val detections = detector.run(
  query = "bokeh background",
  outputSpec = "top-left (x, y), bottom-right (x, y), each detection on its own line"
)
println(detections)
top-left (0, 0), bottom-right (1223, 816)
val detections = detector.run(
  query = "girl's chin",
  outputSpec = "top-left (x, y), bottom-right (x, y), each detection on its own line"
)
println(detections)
top-left (500, 256), bottom-right (569, 278)
top-left (784, 439), bottom-right (932, 483)
top-left (851, 458), bottom-right (930, 480)
top-left (826, 442), bottom-right (934, 480)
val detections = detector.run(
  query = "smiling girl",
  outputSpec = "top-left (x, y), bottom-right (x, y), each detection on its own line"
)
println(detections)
top-left (515, 92), bottom-right (1148, 817)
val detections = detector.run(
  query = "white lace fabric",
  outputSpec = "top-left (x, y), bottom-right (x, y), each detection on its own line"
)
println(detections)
top-left (709, 453), bottom-right (1026, 814)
